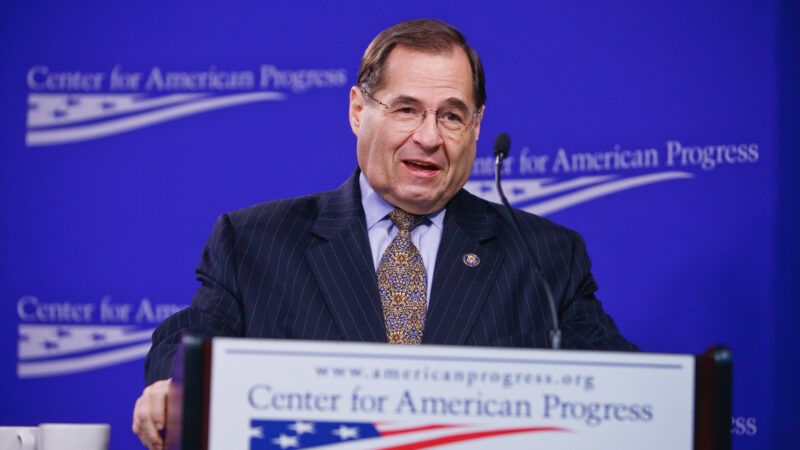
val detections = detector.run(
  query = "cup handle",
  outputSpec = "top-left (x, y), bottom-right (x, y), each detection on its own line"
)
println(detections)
top-left (17, 430), bottom-right (36, 450)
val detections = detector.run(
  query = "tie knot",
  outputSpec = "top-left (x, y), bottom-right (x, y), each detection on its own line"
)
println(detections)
top-left (389, 209), bottom-right (424, 232)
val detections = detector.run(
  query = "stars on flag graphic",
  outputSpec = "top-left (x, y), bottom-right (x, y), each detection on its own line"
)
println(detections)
top-left (25, 91), bottom-right (285, 146)
top-left (464, 171), bottom-right (692, 216)
top-left (17, 324), bottom-right (155, 378)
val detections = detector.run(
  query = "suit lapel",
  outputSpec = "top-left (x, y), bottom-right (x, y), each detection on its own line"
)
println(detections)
top-left (424, 190), bottom-right (503, 345)
top-left (305, 173), bottom-right (386, 342)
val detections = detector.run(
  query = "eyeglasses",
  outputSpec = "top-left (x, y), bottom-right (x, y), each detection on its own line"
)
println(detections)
top-left (361, 88), bottom-right (482, 134)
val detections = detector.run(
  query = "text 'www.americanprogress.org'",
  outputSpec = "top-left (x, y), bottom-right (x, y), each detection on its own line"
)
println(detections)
top-left (313, 365), bottom-right (596, 392)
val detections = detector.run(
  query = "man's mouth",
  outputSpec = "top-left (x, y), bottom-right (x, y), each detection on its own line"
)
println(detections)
top-left (403, 160), bottom-right (442, 172)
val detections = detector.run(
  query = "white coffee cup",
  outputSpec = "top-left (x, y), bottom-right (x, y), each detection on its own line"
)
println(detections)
top-left (0, 427), bottom-right (38, 450)
top-left (38, 424), bottom-right (109, 450)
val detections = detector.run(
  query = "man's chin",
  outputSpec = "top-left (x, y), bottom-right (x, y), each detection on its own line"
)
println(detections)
top-left (389, 192), bottom-right (446, 215)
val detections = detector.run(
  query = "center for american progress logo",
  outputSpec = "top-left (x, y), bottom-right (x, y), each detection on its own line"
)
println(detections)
top-left (16, 295), bottom-right (185, 378)
top-left (25, 64), bottom-right (347, 146)
top-left (18, 64), bottom-right (761, 377)
top-left (465, 141), bottom-right (760, 215)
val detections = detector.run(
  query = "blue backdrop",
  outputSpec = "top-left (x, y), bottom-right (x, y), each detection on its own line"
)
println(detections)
top-left (1, 1), bottom-right (795, 449)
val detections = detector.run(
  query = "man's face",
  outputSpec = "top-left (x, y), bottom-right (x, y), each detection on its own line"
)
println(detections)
top-left (349, 46), bottom-right (482, 215)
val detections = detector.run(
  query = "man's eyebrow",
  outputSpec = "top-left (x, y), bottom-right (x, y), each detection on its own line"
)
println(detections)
top-left (388, 95), bottom-right (423, 105)
top-left (388, 95), bottom-right (471, 111)
top-left (440, 97), bottom-right (471, 111)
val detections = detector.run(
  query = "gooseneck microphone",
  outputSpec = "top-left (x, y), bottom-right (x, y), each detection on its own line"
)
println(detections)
top-left (493, 133), bottom-right (512, 211)
top-left (493, 133), bottom-right (562, 350)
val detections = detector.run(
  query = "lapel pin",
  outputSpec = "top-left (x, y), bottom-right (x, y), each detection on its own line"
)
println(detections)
top-left (462, 253), bottom-right (480, 267)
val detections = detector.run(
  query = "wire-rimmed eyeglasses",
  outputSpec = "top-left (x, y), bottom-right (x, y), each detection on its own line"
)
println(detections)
top-left (361, 87), bottom-right (482, 134)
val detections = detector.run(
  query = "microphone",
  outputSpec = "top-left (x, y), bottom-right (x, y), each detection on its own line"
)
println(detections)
top-left (493, 132), bottom-right (562, 350)
top-left (494, 132), bottom-right (511, 161)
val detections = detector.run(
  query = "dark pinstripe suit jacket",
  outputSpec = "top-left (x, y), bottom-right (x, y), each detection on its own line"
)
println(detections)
top-left (145, 172), bottom-right (636, 383)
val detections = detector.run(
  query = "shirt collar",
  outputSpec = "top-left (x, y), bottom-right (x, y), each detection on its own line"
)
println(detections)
top-left (359, 172), bottom-right (445, 230)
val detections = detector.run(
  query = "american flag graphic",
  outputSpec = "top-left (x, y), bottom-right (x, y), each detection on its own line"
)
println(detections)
top-left (26, 91), bottom-right (285, 146)
top-left (17, 324), bottom-right (155, 378)
top-left (248, 419), bottom-right (568, 449)
top-left (464, 170), bottom-right (692, 216)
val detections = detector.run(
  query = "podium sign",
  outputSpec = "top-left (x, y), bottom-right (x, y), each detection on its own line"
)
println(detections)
top-left (203, 339), bottom-right (696, 450)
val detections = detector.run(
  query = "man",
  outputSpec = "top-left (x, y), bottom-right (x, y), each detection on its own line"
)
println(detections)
top-left (133, 19), bottom-right (636, 449)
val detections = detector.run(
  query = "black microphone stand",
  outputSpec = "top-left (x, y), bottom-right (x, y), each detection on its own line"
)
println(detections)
top-left (494, 133), bottom-right (562, 350)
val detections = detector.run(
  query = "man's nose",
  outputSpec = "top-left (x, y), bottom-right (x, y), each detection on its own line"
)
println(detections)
top-left (412, 112), bottom-right (444, 150)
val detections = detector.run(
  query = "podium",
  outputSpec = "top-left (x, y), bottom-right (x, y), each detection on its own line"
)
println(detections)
top-left (166, 336), bottom-right (730, 450)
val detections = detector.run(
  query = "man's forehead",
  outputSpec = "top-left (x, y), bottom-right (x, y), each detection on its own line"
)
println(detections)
top-left (378, 46), bottom-right (475, 105)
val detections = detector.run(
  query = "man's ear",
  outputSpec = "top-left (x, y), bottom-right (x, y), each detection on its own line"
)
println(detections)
top-left (473, 106), bottom-right (485, 141)
top-left (349, 86), bottom-right (364, 135)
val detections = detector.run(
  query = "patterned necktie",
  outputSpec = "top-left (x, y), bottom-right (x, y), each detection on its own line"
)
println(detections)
top-left (377, 209), bottom-right (427, 344)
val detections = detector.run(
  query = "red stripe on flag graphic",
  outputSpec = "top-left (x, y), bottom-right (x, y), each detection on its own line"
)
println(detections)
top-left (379, 424), bottom-right (463, 437)
top-left (377, 426), bottom-right (570, 450)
